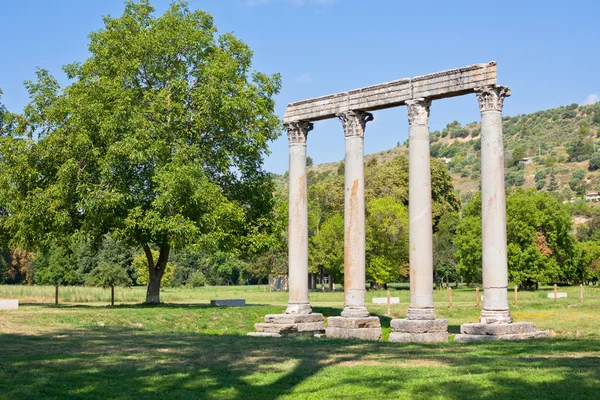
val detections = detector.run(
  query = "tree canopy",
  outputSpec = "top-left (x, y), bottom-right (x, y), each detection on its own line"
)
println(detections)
top-left (0, 0), bottom-right (281, 303)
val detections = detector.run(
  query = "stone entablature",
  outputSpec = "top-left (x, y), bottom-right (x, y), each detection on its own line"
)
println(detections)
top-left (284, 62), bottom-right (497, 123)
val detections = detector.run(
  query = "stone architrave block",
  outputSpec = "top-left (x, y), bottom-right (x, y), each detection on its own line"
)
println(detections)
top-left (264, 313), bottom-right (324, 324)
top-left (460, 322), bottom-right (536, 336)
top-left (210, 299), bottom-right (245, 307)
top-left (325, 327), bottom-right (382, 341)
top-left (547, 293), bottom-right (567, 299)
top-left (0, 300), bottom-right (18, 310)
top-left (326, 316), bottom-right (381, 329)
top-left (389, 332), bottom-right (449, 343)
top-left (372, 297), bottom-right (400, 304)
top-left (454, 330), bottom-right (548, 343)
top-left (390, 319), bottom-right (448, 334)
top-left (284, 62), bottom-right (497, 123)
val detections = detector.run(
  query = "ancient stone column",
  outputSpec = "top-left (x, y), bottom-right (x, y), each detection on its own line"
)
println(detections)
top-left (326, 110), bottom-right (381, 341)
top-left (285, 121), bottom-right (314, 315)
top-left (389, 99), bottom-right (448, 343)
top-left (476, 85), bottom-right (512, 324)
top-left (406, 98), bottom-right (436, 321)
top-left (339, 110), bottom-right (373, 318)
top-left (248, 121), bottom-right (326, 338)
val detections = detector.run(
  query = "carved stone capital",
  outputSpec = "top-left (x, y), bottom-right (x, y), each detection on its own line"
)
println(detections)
top-left (285, 121), bottom-right (313, 144)
top-left (337, 110), bottom-right (374, 138)
top-left (406, 98), bottom-right (431, 126)
top-left (475, 85), bottom-right (511, 113)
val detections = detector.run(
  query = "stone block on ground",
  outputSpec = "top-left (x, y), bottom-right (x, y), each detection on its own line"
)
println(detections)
top-left (460, 322), bottom-right (536, 336)
top-left (325, 326), bottom-right (382, 341)
top-left (547, 293), bottom-right (567, 299)
top-left (247, 332), bottom-right (281, 338)
top-left (254, 321), bottom-right (326, 334)
top-left (0, 299), bottom-right (18, 310)
top-left (210, 299), bottom-right (245, 307)
top-left (372, 297), bottom-right (399, 304)
top-left (264, 313), bottom-right (324, 324)
top-left (326, 316), bottom-right (381, 329)
top-left (390, 318), bottom-right (448, 334)
top-left (388, 331), bottom-right (448, 343)
top-left (454, 330), bottom-right (548, 343)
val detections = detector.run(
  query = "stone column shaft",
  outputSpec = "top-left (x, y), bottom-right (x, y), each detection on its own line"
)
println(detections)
top-left (406, 99), bottom-right (435, 320)
top-left (285, 121), bottom-right (313, 315)
top-left (338, 110), bottom-right (373, 318)
top-left (476, 85), bottom-right (512, 324)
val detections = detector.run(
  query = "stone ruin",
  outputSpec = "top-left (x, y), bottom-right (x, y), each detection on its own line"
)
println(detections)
top-left (249, 62), bottom-right (547, 342)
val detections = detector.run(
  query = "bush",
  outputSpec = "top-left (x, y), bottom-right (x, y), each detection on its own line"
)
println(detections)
top-left (589, 152), bottom-right (600, 171)
top-left (188, 270), bottom-right (206, 287)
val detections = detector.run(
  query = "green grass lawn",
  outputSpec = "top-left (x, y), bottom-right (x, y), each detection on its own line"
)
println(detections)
top-left (1, 285), bottom-right (599, 399)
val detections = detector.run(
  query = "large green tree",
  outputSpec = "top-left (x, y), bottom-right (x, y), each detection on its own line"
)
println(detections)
top-left (3, 1), bottom-right (281, 303)
top-left (455, 189), bottom-right (576, 288)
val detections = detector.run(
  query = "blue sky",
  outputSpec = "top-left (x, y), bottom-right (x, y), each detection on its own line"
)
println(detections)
top-left (1, 0), bottom-right (599, 174)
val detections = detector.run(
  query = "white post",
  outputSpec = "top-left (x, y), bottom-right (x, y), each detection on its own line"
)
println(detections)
top-left (476, 85), bottom-right (512, 324)
top-left (406, 98), bottom-right (436, 320)
top-left (284, 121), bottom-right (313, 314)
top-left (338, 110), bottom-right (373, 318)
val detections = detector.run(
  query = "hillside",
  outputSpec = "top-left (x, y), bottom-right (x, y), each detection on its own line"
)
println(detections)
top-left (304, 101), bottom-right (600, 203)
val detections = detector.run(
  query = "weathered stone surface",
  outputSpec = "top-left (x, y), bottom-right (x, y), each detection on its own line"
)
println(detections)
top-left (284, 62), bottom-right (497, 123)
top-left (327, 316), bottom-right (381, 329)
top-left (325, 327), bottom-right (382, 341)
top-left (210, 299), bottom-right (245, 307)
top-left (388, 332), bottom-right (448, 343)
top-left (247, 332), bottom-right (281, 338)
top-left (254, 322), bottom-right (325, 334)
top-left (460, 322), bottom-right (536, 336)
top-left (454, 330), bottom-right (549, 343)
top-left (372, 297), bottom-right (399, 304)
top-left (264, 313), bottom-right (325, 324)
top-left (390, 318), bottom-right (448, 334)
top-left (0, 299), bottom-right (18, 310)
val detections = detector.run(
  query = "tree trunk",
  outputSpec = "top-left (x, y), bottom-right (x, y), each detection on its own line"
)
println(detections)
top-left (55, 284), bottom-right (59, 305)
top-left (320, 266), bottom-right (325, 292)
top-left (111, 285), bottom-right (115, 307)
top-left (329, 275), bottom-right (333, 292)
top-left (145, 244), bottom-right (170, 304)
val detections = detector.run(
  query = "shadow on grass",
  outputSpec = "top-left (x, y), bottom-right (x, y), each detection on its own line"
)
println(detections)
top-left (18, 302), bottom-right (274, 309)
top-left (1, 327), bottom-right (599, 399)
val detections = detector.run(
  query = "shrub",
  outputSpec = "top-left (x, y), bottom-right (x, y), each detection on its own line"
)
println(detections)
top-left (188, 270), bottom-right (206, 288)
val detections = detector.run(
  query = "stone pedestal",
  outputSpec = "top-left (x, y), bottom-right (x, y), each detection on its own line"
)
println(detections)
top-left (248, 313), bottom-right (325, 338)
top-left (325, 316), bottom-right (382, 341)
top-left (389, 318), bottom-right (448, 343)
top-left (454, 322), bottom-right (548, 342)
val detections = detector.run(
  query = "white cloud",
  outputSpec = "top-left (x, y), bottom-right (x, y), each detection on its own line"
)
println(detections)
top-left (294, 73), bottom-right (313, 84)
top-left (585, 94), bottom-right (599, 105)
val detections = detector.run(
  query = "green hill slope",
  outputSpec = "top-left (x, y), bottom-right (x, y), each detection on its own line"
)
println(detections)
top-left (303, 101), bottom-right (600, 203)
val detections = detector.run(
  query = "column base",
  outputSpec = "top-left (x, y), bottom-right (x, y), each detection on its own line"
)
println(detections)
top-left (479, 309), bottom-right (512, 324)
top-left (341, 306), bottom-right (370, 318)
top-left (389, 318), bottom-right (448, 343)
top-left (454, 322), bottom-right (548, 343)
top-left (407, 307), bottom-right (436, 320)
top-left (248, 313), bottom-right (325, 338)
top-left (285, 302), bottom-right (313, 315)
top-left (325, 316), bottom-right (382, 341)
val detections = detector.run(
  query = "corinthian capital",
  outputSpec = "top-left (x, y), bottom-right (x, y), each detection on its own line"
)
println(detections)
top-left (285, 121), bottom-right (314, 144)
top-left (406, 98), bottom-right (431, 126)
top-left (337, 110), bottom-right (374, 138)
top-left (475, 85), bottom-right (511, 113)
